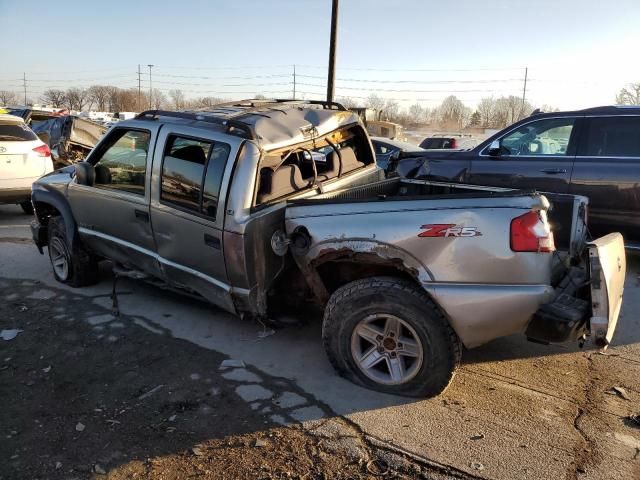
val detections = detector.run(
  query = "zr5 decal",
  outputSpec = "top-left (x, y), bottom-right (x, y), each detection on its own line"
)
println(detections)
top-left (418, 224), bottom-right (482, 238)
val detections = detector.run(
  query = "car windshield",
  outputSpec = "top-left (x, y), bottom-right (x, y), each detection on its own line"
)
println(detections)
top-left (0, 122), bottom-right (38, 141)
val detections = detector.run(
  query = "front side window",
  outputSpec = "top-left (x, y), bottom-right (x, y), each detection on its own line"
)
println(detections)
top-left (93, 129), bottom-right (150, 195)
top-left (500, 118), bottom-right (575, 156)
top-left (161, 135), bottom-right (230, 219)
top-left (583, 116), bottom-right (640, 157)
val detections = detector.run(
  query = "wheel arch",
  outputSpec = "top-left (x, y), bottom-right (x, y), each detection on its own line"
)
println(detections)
top-left (32, 187), bottom-right (77, 249)
top-left (297, 239), bottom-right (434, 300)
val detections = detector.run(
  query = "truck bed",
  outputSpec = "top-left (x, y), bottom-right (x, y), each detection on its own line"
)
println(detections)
top-left (288, 177), bottom-right (587, 258)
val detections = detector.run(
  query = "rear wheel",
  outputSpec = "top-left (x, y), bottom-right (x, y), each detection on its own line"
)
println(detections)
top-left (47, 216), bottom-right (98, 287)
top-left (20, 201), bottom-right (33, 215)
top-left (322, 276), bottom-right (461, 397)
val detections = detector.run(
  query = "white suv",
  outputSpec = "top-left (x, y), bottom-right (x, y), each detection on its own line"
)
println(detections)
top-left (0, 114), bottom-right (54, 213)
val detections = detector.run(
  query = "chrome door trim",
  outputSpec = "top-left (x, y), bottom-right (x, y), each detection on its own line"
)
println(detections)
top-left (77, 227), bottom-right (232, 292)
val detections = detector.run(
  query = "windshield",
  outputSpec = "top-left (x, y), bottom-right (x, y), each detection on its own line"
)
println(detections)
top-left (0, 122), bottom-right (38, 141)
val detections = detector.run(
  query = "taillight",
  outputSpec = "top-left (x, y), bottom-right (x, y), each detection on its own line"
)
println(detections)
top-left (450, 138), bottom-right (457, 149)
top-left (510, 210), bottom-right (555, 252)
top-left (33, 144), bottom-right (51, 157)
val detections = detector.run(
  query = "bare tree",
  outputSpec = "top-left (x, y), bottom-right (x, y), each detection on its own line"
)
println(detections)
top-left (407, 103), bottom-right (428, 124)
top-left (615, 83), bottom-right (640, 105)
top-left (188, 96), bottom-right (224, 108)
top-left (476, 97), bottom-right (496, 127)
top-left (168, 89), bottom-right (185, 110)
top-left (337, 96), bottom-right (358, 109)
top-left (366, 94), bottom-right (386, 117)
top-left (64, 88), bottom-right (90, 111)
top-left (382, 99), bottom-right (400, 122)
top-left (0, 90), bottom-right (18, 106)
top-left (152, 89), bottom-right (166, 110)
top-left (87, 85), bottom-right (111, 111)
top-left (40, 89), bottom-right (66, 108)
top-left (435, 95), bottom-right (466, 129)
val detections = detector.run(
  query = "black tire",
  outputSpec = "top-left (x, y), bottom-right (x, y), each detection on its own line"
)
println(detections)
top-left (47, 216), bottom-right (99, 287)
top-left (20, 201), bottom-right (33, 215)
top-left (322, 276), bottom-right (461, 398)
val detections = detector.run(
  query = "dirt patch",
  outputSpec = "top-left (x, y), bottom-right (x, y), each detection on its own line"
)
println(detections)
top-left (0, 278), bottom-right (454, 480)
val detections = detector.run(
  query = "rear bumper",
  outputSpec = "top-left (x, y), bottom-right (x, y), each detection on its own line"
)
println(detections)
top-left (422, 282), bottom-right (555, 348)
top-left (525, 267), bottom-right (589, 343)
top-left (0, 187), bottom-right (31, 203)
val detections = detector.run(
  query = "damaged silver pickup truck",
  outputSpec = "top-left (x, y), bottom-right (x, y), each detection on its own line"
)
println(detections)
top-left (29, 100), bottom-right (625, 397)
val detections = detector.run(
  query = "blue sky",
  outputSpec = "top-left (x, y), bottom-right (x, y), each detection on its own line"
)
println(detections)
top-left (1, 0), bottom-right (639, 109)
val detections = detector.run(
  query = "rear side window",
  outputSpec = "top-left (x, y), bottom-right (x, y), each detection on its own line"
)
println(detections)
top-left (583, 116), bottom-right (640, 157)
top-left (420, 138), bottom-right (447, 149)
top-left (161, 135), bottom-right (230, 219)
top-left (0, 122), bottom-right (37, 141)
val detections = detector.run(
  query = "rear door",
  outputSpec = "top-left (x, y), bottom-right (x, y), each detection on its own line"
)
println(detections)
top-left (67, 124), bottom-right (161, 276)
top-left (569, 115), bottom-right (640, 239)
top-left (149, 126), bottom-right (238, 313)
top-left (467, 116), bottom-right (580, 192)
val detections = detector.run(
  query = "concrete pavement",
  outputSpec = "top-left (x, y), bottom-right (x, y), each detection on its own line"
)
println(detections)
top-left (1, 204), bottom-right (638, 479)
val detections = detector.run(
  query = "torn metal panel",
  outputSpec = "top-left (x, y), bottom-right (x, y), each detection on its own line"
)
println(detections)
top-left (31, 116), bottom-right (106, 166)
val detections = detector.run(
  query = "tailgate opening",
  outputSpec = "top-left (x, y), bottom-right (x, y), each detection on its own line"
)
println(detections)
top-left (526, 232), bottom-right (625, 347)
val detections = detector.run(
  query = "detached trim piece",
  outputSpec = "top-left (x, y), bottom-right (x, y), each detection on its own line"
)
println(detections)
top-left (77, 227), bottom-right (231, 292)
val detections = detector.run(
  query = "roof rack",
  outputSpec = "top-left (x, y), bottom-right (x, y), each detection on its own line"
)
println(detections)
top-left (135, 110), bottom-right (256, 140)
top-left (208, 98), bottom-right (347, 112)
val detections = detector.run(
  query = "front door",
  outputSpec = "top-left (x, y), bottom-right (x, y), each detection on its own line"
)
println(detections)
top-left (149, 127), bottom-right (236, 313)
top-left (67, 126), bottom-right (161, 276)
top-left (468, 117), bottom-right (579, 193)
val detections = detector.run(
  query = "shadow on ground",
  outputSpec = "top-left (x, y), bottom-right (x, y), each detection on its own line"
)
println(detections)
top-left (0, 277), bottom-right (460, 480)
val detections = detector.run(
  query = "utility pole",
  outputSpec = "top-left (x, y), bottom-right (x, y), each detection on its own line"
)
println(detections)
top-left (293, 64), bottom-right (296, 100)
top-left (23, 72), bottom-right (27, 105)
top-left (521, 66), bottom-right (528, 113)
top-left (147, 64), bottom-right (154, 109)
top-left (138, 64), bottom-right (142, 111)
top-left (326, 0), bottom-right (339, 103)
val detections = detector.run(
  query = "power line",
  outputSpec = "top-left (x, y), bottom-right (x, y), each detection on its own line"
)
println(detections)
top-left (296, 82), bottom-right (525, 94)
top-left (139, 79), bottom-right (292, 87)
top-left (151, 73), bottom-right (291, 80)
top-left (296, 74), bottom-right (529, 84)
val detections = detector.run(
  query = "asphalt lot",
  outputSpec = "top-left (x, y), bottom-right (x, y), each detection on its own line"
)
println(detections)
top-left (1, 203), bottom-right (639, 479)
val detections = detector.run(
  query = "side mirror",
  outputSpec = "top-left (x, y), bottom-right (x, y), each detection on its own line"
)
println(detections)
top-left (487, 139), bottom-right (501, 157)
top-left (75, 162), bottom-right (95, 186)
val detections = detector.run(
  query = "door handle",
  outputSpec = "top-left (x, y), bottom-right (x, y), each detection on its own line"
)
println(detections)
top-left (204, 233), bottom-right (221, 250)
top-left (134, 209), bottom-right (149, 222)
top-left (540, 168), bottom-right (567, 174)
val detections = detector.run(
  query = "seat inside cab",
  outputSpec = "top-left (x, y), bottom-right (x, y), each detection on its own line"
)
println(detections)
top-left (255, 126), bottom-right (373, 205)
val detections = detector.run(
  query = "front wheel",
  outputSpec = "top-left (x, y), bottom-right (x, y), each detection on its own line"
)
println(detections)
top-left (322, 277), bottom-right (461, 398)
top-left (47, 216), bottom-right (99, 287)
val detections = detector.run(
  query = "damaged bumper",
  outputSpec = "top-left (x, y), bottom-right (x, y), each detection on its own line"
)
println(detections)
top-left (526, 233), bottom-right (625, 347)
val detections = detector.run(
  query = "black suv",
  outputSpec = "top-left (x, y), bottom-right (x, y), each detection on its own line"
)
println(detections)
top-left (390, 106), bottom-right (640, 245)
